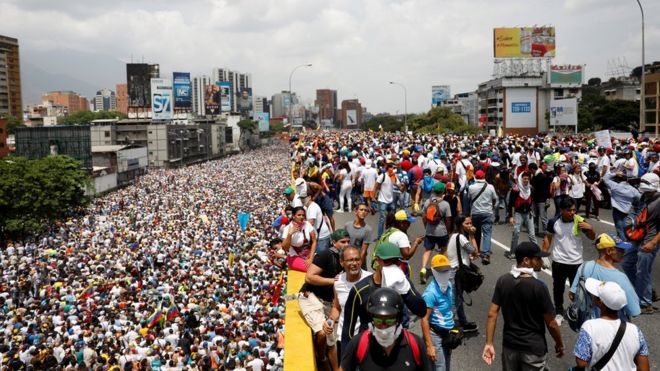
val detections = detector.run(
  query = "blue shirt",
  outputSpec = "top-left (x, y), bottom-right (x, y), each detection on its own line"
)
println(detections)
top-left (603, 173), bottom-right (640, 213)
top-left (423, 279), bottom-right (454, 330)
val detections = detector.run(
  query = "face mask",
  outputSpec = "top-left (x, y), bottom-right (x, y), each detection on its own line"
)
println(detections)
top-left (510, 265), bottom-right (538, 279)
top-left (368, 323), bottom-right (402, 348)
top-left (431, 270), bottom-right (451, 292)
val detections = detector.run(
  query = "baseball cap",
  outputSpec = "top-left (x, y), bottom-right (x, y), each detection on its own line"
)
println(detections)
top-left (639, 173), bottom-right (660, 193)
top-left (595, 233), bottom-right (632, 250)
top-left (394, 210), bottom-right (415, 223)
top-left (585, 278), bottom-right (627, 311)
top-left (431, 254), bottom-right (451, 272)
top-left (475, 170), bottom-right (486, 179)
top-left (446, 182), bottom-right (455, 191)
top-left (331, 229), bottom-right (350, 241)
top-left (515, 242), bottom-right (550, 258)
top-left (433, 182), bottom-right (446, 193)
top-left (374, 242), bottom-right (402, 260)
top-left (283, 187), bottom-right (295, 196)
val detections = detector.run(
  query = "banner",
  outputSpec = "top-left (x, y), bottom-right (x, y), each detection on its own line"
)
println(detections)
top-left (549, 65), bottom-right (583, 87)
top-left (431, 85), bottom-right (451, 106)
top-left (150, 78), bottom-right (173, 120)
top-left (505, 87), bottom-right (536, 128)
top-left (494, 27), bottom-right (556, 58)
top-left (238, 87), bottom-right (253, 113)
top-left (204, 84), bottom-right (220, 115)
top-left (219, 81), bottom-right (232, 113)
top-left (346, 109), bottom-right (357, 126)
top-left (594, 130), bottom-right (612, 149)
top-left (254, 112), bottom-right (270, 132)
top-left (549, 98), bottom-right (577, 126)
top-left (127, 63), bottom-right (151, 107)
top-left (172, 72), bottom-right (191, 108)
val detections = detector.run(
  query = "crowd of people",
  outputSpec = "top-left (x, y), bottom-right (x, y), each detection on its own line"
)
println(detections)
top-left (286, 131), bottom-right (655, 371)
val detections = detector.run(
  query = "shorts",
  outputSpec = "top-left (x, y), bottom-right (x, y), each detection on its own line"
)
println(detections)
top-left (424, 235), bottom-right (449, 251)
top-left (298, 292), bottom-right (333, 334)
top-left (363, 190), bottom-right (375, 199)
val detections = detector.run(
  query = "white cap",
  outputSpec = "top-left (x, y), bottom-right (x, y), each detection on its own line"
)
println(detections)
top-left (639, 173), bottom-right (660, 193)
top-left (585, 278), bottom-right (627, 311)
top-left (365, 159), bottom-right (372, 168)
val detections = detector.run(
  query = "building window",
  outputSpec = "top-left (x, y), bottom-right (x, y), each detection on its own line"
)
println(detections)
top-left (645, 97), bottom-right (657, 110)
top-left (646, 112), bottom-right (657, 124)
top-left (645, 82), bottom-right (657, 96)
top-left (104, 132), bottom-right (110, 137)
top-left (225, 127), bottom-right (233, 143)
top-left (554, 89), bottom-right (564, 98)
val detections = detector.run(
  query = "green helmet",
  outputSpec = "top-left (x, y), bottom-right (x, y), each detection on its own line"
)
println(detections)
top-left (374, 242), bottom-right (401, 260)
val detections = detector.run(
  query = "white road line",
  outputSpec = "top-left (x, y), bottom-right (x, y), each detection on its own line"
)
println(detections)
top-left (596, 219), bottom-right (615, 227)
top-left (490, 238), bottom-right (554, 277)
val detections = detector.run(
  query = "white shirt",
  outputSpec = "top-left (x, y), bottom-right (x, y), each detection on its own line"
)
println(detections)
top-left (361, 167), bottom-right (378, 191)
top-left (548, 216), bottom-right (584, 265)
top-left (577, 318), bottom-right (647, 371)
top-left (625, 158), bottom-right (638, 177)
top-left (304, 201), bottom-right (331, 239)
top-left (334, 270), bottom-right (372, 337)
top-left (376, 173), bottom-right (395, 204)
top-left (280, 222), bottom-right (315, 254)
top-left (247, 358), bottom-right (265, 371)
top-left (446, 233), bottom-right (472, 268)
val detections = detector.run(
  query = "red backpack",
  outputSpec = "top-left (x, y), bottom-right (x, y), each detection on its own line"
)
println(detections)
top-left (356, 329), bottom-right (421, 366)
top-left (424, 199), bottom-right (443, 225)
top-left (626, 207), bottom-right (649, 242)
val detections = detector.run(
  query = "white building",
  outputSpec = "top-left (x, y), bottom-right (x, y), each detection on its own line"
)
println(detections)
top-left (192, 75), bottom-right (212, 116)
top-left (94, 88), bottom-right (117, 111)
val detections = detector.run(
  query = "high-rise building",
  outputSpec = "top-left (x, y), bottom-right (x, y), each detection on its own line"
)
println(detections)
top-left (0, 118), bottom-right (8, 157)
top-left (254, 96), bottom-right (269, 113)
top-left (212, 68), bottom-right (252, 112)
top-left (42, 91), bottom-right (89, 114)
top-left (315, 89), bottom-right (337, 127)
top-left (643, 62), bottom-right (660, 134)
top-left (94, 88), bottom-right (117, 112)
top-left (340, 99), bottom-right (363, 129)
top-left (271, 91), bottom-right (295, 119)
top-left (0, 35), bottom-right (22, 119)
top-left (192, 75), bottom-right (212, 116)
top-left (116, 84), bottom-right (128, 114)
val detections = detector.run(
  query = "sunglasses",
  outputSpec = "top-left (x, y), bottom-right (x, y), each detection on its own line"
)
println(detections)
top-left (372, 317), bottom-right (398, 326)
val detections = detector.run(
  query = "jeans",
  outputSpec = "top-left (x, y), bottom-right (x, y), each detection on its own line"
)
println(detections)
top-left (316, 237), bottom-right (331, 256)
top-left (377, 201), bottom-right (395, 237)
top-left (551, 261), bottom-right (580, 314)
top-left (472, 213), bottom-right (494, 257)
top-left (584, 187), bottom-right (599, 218)
top-left (501, 346), bottom-right (547, 371)
top-left (461, 190), bottom-right (471, 216)
top-left (622, 241), bottom-right (659, 306)
top-left (572, 197), bottom-right (583, 215)
top-left (533, 202), bottom-right (548, 235)
top-left (612, 208), bottom-right (628, 241)
top-left (493, 195), bottom-right (507, 223)
top-left (511, 212), bottom-right (538, 255)
top-left (449, 268), bottom-right (468, 326)
top-left (430, 330), bottom-right (451, 371)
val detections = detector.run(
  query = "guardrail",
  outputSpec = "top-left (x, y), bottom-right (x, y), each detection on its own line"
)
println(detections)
top-left (283, 269), bottom-right (317, 370)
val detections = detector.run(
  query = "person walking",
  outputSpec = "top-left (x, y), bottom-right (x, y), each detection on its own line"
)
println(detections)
top-left (421, 254), bottom-right (455, 371)
top-left (602, 171), bottom-right (640, 241)
top-left (583, 162), bottom-right (601, 220)
top-left (468, 170), bottom-right (498, 265)
top-left (446, 215), bottom-right (479, 333)
top-left (530, 162), bottom-right (551, 236)
top-left (506, 172), bottom-right (538, 260)
top-left (343, 202), bottom-right (373, 270)
top-left (568, 164), bottom-right (586, 215)
top-left (482, 242), bottom-right (564, 370)
top-left (336, 162), bottom-right (353, 213)
top-left (375, 161), bottom-right (397, 238)
top-left (419, 182), bottom-right (452, 284)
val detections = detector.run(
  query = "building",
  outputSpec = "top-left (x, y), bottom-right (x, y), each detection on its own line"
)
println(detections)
top-left (192, 75), bottom-right (212, 116)
top-left (24, 100), bottom-right (68, 126)
top-left (116, 84), bottom-right (128, 114)
top-left (340, 99), bottom-right (363, 129)
top-left (643, 62), bottom-right (660, 134)
top-left (15, 125), bottom-right (92, 169)
top-left (42, 91), bottom-right (89, 114)
top-left (0, 118), bottom-right (8, 157)
top-left (94, 88), bottom-right (117, 111)
top-left (315, 89), bottom-right (337, 127)
top-left (440, 92), bottom-right (479, 125)
top-left (91, 144), bottom-right (148, 191)
top-left (254, 96), bottom-right (269, 113)
top-left (602, 77), bottom-right (640, 102)
top-left (212, 68), bottom-right (252, 112)
top-left (0, 35), bottom-right (22, 119)
top-left (271, 91), bottom-right (294, 119)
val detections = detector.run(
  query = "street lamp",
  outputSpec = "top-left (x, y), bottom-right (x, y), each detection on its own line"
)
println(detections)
top-left (636, 0), bottom-right (647, 133)
top-left (288, 63), bottom-right (312, 128)
top-left (389, 81), bottom-right (408, 133)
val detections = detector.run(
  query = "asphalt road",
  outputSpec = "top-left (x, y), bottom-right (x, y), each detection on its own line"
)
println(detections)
top-left (332, 203), bottom-right (660, 370)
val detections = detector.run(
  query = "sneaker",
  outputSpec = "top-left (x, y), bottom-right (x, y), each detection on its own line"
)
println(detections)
top-left (461, 322), bottom-right (478, 333)
top-left (504, 251), bottom-right (515, 260)
top-left (481, 256), bottom-right (491, 265)
top-left (555, 314), bottom-right (564, 326)
top-left (419, 268), bottom-right (427, 285)
top-left (641, 305), bottom-right (656, 315)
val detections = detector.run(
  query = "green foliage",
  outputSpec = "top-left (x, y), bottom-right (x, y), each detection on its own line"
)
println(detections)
top-left (363, 115), bottom-right (406, 132)
top-left (0, 155), bottom-right (91, 238)
top-left (0, 113), bottom-right (25, 135)
top-left (411, 106), bottom-right (480, 134)
top-left (578, 86), bottom-right (638, 132)
top-left (58, 111), bottom-right (127, 125)
top-left (271, 121), bottom-right (285, 133)
top-left (237, 119), bottom-right (258, 132)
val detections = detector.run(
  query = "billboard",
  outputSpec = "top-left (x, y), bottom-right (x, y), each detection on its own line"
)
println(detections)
top-left (127, 63), bottom-right (151, 107)
top-left (549, 65), bottom-right (583, 87)
top-left (204, 84), bottom-right (220, 115)
top-left (431, 85), bottom-right (451, 106)
top-left (150, 78), bottom-right (173, 120)
top-left (494, 27), bottom-right (556, 58)
top-left (219, 81), bottom-right (232, 113)
top-left (505, 87), bottom-right (536, 128)
top-left (346, 109), bottom-right (357, 126)
top-left (254, 112), bottom-right (270, 132)
top-left (550, 98), bottom-right (578, 126)
top-left (238, 87), bottom-right (253, 113)
top-left (173, 72), bottom-right (192, 108)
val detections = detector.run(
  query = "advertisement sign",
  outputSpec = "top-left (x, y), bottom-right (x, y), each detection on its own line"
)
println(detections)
top-left (204, 84), bottom-right (220, 115)
top-left (505, 87), bottom-right (536, 128)
top-left (172, 72), bottom-right (192, 108)
top-left (549, 98), bottom-right (577, 126)
top-left (431, 85), bottom-right (451, 106)
top-left (494, 27), bottom-right (556, 58)
top-left (219, 81), bottom-right (232, 113)
top-left (595, 130), bottom-right (612, 149)
top-left (238, 87), bottom-right (253, 113)
top-left (150, 78), bottom-right (173, 120)
top-left (254, 112), bottom-right (270, 132)
top-left (127, 63), bottom-right (151, 107)
top-left (346, 109), bottom-right (357, 126)
top-left (549, 65), bottom-right (583, 87)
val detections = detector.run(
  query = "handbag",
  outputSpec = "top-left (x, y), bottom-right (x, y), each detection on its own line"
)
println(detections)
top-left (590, 184), bottom-right (603, 202)
top-left (454, 234), bottom-right (484, 293)
top-left (431, 324), bottom-right (464, 350)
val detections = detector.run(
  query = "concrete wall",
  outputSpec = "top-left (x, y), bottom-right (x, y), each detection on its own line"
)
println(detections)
top-left (94, 173), bottom-right (117, 194)
top-left (117, 147), bottom-right (148, 172)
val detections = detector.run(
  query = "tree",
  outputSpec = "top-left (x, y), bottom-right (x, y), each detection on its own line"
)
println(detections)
top-left (58, 110), bottom-right (127, 125)
top-left (363, 115), bottom-right (405, 132)
top-left (0, 113), bottom-right (25, 135)
top-left (587, 77), bottom-right (601, 86)
top-left (0, 155), bottom-right (91, 238)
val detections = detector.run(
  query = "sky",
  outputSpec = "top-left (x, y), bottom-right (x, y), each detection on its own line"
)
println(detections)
top-left (2, 0), bottom-right (659, 114)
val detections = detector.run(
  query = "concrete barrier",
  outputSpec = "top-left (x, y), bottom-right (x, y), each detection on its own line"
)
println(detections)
top-left (283, 269), bottom-right (317, 370)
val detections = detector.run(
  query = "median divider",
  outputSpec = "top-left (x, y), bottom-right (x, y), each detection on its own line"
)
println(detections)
top-left (283, 269), bottom-right (317, 370)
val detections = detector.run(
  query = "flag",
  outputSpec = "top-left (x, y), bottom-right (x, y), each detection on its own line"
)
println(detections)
top-left (147, 307), bottom-right (164, 328)
top-left (228, 250), bottom-right (235, 268)
top-left (166, 297), bottom-right (180, 321)
top-left (78, 285), bottom-right (95, 300)
top-left (479, 114), bottom-right (486, 129)
top-left (237, 212), bottom-right (250, 231)
top-left (271, 272), bottom-right (285, 305)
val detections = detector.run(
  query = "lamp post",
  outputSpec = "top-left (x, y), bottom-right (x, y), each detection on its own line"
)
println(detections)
top-left (389, 81), bottom-right (408, 133)
top-left (636, 0), bottom-right (646, 133)
top-left (288, 63), bottom-right (312, 128)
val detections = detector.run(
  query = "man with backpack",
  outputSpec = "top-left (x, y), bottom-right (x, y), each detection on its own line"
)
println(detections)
top-left (419, 182), bottom-right (452, 284)
top-left (602, 171), bottom-right (640, 241)
top-left (340, 287), bottom-right (432, 371)
top-left (468, 170), bottom-right (498, 265)
top-left (622, 172), bottom-right (660, 315)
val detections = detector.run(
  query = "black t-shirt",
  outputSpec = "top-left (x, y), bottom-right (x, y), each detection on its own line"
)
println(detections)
top-left (531, 172), bottom-right (551, 202)
top-left (341, 330), bottom-right (432, 371)
top-left (584, 170), bottom-right (600, 185)
top-left (491, 273), bottom-right (555, 356)
top-left (300, 248), bottom-right (342, 302)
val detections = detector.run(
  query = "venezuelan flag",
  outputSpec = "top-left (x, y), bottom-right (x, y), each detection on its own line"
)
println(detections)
top-left (147, 308), bottom-right (163, 328)
top-left (78, 285), bottom-right (95, 300)
top-left (271, 272), bottom-right (285, 305)
top-left (166, 303), bottom-right (180, 321)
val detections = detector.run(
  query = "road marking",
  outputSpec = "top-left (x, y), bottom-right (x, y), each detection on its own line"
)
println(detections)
top-left (490, 238), bottom-right (554, 277)
top-left (596, 219), bottom-right (615, 226)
